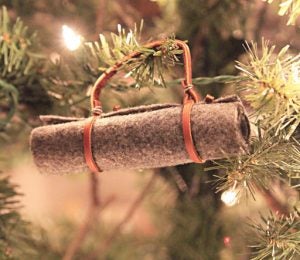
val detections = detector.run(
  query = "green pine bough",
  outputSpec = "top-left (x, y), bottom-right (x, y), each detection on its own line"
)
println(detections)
top-left (264, 0), bottom-right (300, 25)
top-left (0, 5), bottom-right (299, 260)
top-left (0, 6), bottom-right (44, 129)
top-left (248, 210), bottom-right (300, 259)
top-left (0, 79), bottom-right (17, 130)
top-left (0, 173), bottom-right (22, 258)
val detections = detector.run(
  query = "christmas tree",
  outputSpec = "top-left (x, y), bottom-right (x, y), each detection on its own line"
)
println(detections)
top-left (0, 1), bottom-right (299, 259)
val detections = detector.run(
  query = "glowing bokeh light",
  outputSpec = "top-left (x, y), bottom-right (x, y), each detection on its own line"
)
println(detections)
top-left (221, 189), bottom-right (238, 207)
top-left (62, 25), bottom-right (81, 51)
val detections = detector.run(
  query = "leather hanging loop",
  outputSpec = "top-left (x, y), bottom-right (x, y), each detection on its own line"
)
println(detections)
top-left (89, 39), bottom-right (200, 111)
top-left (84, 39), bottom-right (205, 173)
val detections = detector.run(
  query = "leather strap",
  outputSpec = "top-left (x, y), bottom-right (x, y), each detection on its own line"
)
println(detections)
top-left (83, 40), bottom-right (205, 173)
top-left (83, 116), bottom-right (102, 172)
top-left (182, 100), bottom-right (204, 163)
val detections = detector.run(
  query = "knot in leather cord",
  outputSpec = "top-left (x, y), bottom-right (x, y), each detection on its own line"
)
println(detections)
top-left (181, 80), bottom-right (199, 104)
top-left (92, 106), bottom-right (103, 116)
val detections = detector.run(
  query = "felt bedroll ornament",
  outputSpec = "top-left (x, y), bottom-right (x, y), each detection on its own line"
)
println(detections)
top-left (30, 40), bottom-right (250, 175)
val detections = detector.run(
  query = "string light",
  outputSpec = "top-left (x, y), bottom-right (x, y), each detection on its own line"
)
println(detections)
top-left (221, 182), bottom-right (239, 207)
top-left (62, 25), bottom-right (82, 51)
top-left (223, 236), bottom-right (231, 247)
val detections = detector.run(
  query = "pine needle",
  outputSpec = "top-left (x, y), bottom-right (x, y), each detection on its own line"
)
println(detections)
top-left (247, 209), bottom-right (300, 259)
top-left (236, 39), bottom-right (300, 139)
top-left (84, 22), bottom-right (182, 88)
top-left (264, 0), bottom-right (300, 25)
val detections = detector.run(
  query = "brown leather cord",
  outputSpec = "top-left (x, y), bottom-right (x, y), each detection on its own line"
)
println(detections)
top-left (84, 116), bottom-right (102, 172)
top-left (90, 40), bottom-right (199, 111)
top-left (182, 100), bottom-right (204, 163)
top-left (84, 40), bottom-right (205, 173)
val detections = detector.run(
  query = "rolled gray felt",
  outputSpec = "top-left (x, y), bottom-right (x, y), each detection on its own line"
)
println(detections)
top-left (30, 95), bottom-right (250, 174)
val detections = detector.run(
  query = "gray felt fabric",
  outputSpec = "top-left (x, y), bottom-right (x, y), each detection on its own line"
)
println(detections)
top-left (30, 95), bottom-right (250, 174)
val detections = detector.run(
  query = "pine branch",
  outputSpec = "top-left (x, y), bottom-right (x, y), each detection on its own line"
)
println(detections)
top-left (170, 75), bottom-right (245, 87)
top-left (0, 173), bottom-right (22, 258)
top-left (236, 39), bottom-right (300, 139)
top-left (0, 6), bottom-right (45, 128)
top-left (264, 0), bottom-right (300, 25)
top-left (0, 6), bottom-right (43, 76)
top-left (247, 209), bottom-right (300, 259)
top-left (84, 22), bottom-right (183, 88)
top-left (105, 75), bottom-right (244, 92)
top-left (206, 129), bottom-right (300, 200)
top-left (205, 39), bottom-right (300, 203)
top-left (44, 23), bottom-right (245, 114)
top-left (0, 79), bottom-right (18, 130)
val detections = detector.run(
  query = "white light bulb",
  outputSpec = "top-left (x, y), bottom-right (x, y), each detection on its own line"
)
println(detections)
top-left (221, 189), bottom-right (238, 207)
top-left (62, 25), bottom-right (81, 51)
